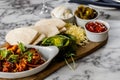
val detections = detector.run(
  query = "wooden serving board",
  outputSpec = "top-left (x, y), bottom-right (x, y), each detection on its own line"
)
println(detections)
top-left (0, 39), bottom-right (107, 80)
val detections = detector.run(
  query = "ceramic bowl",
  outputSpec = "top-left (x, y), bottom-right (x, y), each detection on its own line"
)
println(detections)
top-left (51, 15), bottom-right (75, 23)
top-left (51, 6), bottom-right (75, 23)
top-left (84, 20), bottom-right (110, 42)
top-left (74, 6), bottom-right (99, 27)
top-left (0, 45), bottom-right (59, 79)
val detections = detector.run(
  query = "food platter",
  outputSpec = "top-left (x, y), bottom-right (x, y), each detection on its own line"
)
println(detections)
top-left (0, 4), bottom-right (109, 80)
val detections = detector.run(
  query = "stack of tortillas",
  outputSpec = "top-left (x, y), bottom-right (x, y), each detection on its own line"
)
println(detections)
top-left (32, 18), bottom-right (66, 37)
top-left (5, 18), bottom-right (66, 45)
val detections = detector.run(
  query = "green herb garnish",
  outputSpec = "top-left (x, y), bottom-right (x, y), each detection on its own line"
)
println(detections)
top-left (25, 51), bottom-right (33, 62)
top-left (0, 49), bottom-right (11, 60)
top-left (18, 42), bottom-right (26, 53)
top-left (7, 54), bottom-right (18, 63)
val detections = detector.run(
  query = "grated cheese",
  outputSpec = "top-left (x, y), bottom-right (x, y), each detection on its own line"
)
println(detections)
top-left (65, 23), bottom-right (88, 45)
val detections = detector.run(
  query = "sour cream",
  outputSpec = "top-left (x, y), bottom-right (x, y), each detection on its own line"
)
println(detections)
top-left (51, 6), bottom-right (73, 19)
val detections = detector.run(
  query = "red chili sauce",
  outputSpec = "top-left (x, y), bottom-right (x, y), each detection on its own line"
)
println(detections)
top-left (85, 21), bottom-right (107, 33)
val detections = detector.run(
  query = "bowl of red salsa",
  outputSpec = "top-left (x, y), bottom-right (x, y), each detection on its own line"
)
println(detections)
top-left (85, 20), bottom-right (110, 42)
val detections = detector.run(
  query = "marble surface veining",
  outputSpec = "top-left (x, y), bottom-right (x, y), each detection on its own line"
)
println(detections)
top-left (0, 0), bottom-right (120, 80)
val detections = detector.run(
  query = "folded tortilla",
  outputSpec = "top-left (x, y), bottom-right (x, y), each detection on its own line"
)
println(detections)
top-left (32, 34), bottom-right (46, 45)
top-left (32, 18), bottom-right (66, 37)
top-left (32, 24), bottom-right (60, 37)
top-left (5, 27), bottom-right (40, 45)
top-left (35, 18), bottom-right (66, 29)
top-left (5, 18), bottom-right (66, 45)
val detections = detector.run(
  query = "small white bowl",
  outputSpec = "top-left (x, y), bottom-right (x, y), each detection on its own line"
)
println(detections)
top-left (84, 20), bottom-right (110, 42)
top-left (74, 6), bottom-right (99, 27)
top-left (51, 6), bottom-right (75, 23)
top-left (61, 15), bottom-right (75, 23)
top-left (0, 45), bottom-right (59, 79)
top-left (75, 14), bottom-right (99, 27)
top-left (51, 14), bottom-right (75, 23)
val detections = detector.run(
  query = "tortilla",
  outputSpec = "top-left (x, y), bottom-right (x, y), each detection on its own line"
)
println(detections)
top-left (32, 24), bottom-right (60, 37)
top-left (32, 18), bottom-right (66, 37)
top-left (32, 34), bottom-right (46, 45)
top-left (5, 18), bottom-right (66, 45)
top-left (5, 27), bottom-right (39, 45)
top-left (35, 18), bottom-right (66, 29)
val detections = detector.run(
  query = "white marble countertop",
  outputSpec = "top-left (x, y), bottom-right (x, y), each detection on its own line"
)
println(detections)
top-left (0, 0), bottom-right (120, 80)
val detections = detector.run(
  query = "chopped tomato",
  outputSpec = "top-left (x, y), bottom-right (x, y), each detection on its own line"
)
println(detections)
top-left (85, 21), bottom-right (107, 33)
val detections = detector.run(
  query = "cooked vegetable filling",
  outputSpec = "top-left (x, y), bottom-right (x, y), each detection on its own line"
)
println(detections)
top-left (0, 43), bottom-right (45, 72)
